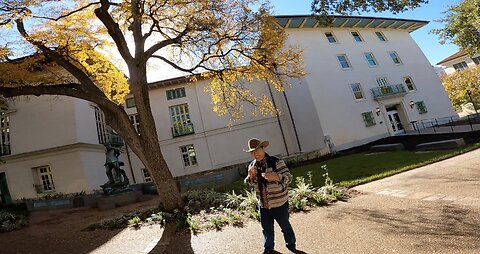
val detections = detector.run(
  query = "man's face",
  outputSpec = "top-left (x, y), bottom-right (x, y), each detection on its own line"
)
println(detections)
top-left (250, 147), bottom-right (265, 161)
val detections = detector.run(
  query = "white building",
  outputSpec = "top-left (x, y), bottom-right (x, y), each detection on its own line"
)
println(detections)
top-left (0, 15), bottom-right (456, 203)
top-left (437, 51), bottom-right (480, 75)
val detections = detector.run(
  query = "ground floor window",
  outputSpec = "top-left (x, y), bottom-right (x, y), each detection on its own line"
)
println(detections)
top-left (361, 111), bottom-right (376, 127)
top-left (32, 165), bottom-right (55, 193)
top-left (415, 101), bottom-right (428, 114)
top-left (180, 144), bottom-right (197, 167)
top-left (141, 168), bottom-right (152, 183)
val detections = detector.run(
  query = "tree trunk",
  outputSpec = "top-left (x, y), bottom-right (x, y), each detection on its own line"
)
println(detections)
top-left (128, 65), bottom-right (184, 211)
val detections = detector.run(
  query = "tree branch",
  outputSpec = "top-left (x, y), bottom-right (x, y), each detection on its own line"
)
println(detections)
top-left (94, 0), bottom-right (134, 64)
top-left (32, 2), bottom-right (100, 21)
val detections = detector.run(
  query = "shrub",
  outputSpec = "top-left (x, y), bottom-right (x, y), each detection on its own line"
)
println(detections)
top-left (128, 216), bottom-right (141, 229)
top-left (0, 211), bottom-right (28, 233)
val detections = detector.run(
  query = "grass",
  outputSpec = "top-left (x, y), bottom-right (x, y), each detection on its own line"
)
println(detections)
top-left (219, 143), bottom-right (480, 193)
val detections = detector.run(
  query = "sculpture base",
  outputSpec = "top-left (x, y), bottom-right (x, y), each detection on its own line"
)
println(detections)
top-left (96, 190), bottom-right (142, 211)
top-left (100, 181), bottom-right (130, 196)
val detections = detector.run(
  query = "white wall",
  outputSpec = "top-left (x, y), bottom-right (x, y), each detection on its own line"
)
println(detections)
top-left (439, 53), bottom-right (480, 75)
top-left (8, 96), bottom-right (78, 154)
top-left (0, 149), bottom-right (91, 199)
top-left (284, 27), bottom-right (456, 150)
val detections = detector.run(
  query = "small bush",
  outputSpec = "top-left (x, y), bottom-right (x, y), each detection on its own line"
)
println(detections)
top-left (0, 211), bottom-right (28, 233)
top-left (128, 216), bottom-right (141, 229)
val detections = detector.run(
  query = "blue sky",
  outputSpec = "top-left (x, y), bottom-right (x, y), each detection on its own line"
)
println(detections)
top-left (269, 0), bottom-right (460, 65)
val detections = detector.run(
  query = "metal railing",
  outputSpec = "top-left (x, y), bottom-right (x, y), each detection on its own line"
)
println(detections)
top-left (404, 114), bottom-right (480, 134)
top-left (171, 122), bottom-right (195, 138)
top-left (371, 84), bottom-right (407, 99)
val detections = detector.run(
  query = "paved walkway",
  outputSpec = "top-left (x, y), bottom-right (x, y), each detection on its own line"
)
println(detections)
top-left (90, 149), bottom-right (480, 254)
top-left (3, 149), bottom-right (479, 254)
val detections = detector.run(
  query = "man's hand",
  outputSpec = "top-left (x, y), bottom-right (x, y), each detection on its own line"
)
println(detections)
top-left (261, 172), bottom-right (280, 182)
top-left (248, 166), bottom-right (256, 179)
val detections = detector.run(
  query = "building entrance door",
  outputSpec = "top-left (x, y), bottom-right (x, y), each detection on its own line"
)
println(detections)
top-left (387, 110), bottom-right (404, 135)
top-left (0, 172), bottom-right (12, 205)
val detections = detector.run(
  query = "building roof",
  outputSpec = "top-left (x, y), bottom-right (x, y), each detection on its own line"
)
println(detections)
top-left (274, 15), bottom-right (428, 32)
top-left (436, 51), bottom-right (468, 65)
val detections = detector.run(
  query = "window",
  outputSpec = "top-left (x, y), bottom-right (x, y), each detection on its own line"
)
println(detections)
top-left (364, 52), bottom-right (378, 67)
top-left (94, 106), bottom-right (108, 144)
top-left (324, 32), bottom-right (337, 43)
top-left (336, 55), bottom-right (351, 69)
top-left (473, 56), bottom-right (480, 65)
top-left (351, 31), bottom-right (363, 42)
top-left (415, 101), bottom-right (428, 114)
top-left (141, 168), bottom-right (152, 183)
top-left (0, 112), bottom-right (11, 156)
top-left (375, 31), bottom-right (387, 42)
top-left (180, 144), bottom-right (197, 167)
top-left (453, 61), bottom-right (468, 72)
top-left (169, 104), bottom-right (194, 137)
top-left (125, 98), bottom-right (136, 108)
top-left (403, 76), bottom-right (416, 91)
top-left (350, 83), bottom-right (364, 100)
top-left (389, 51), bottom-right (402, 65)
top-left (166, 87), bottom-right (186, 100)
top-left (376, 77), bottom-right (390, 87)
top-left (129, 114), bottom-right (140, 134)
top-left (361, 112), bottom-right (376, 127)
top-left (33, 165), bottom-right (55, 193)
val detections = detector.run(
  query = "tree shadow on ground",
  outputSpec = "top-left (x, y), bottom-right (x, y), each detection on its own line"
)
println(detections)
top-left (327, 203), bottom-right (480, 251)
top-left (148, 223), bottom-right (193, 254)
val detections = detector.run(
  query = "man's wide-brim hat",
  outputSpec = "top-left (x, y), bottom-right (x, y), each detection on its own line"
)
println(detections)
top-left (244, 138), bottom-right (269, 152)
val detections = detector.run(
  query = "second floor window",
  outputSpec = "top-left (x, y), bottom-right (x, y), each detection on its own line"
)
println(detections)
top-left (403, 76), bottom-right (416, 91)
top-left (170, 104), bottom-right (194, 137)
top-left (125, 98), bottom-right (136, 108)
top-left (453, 61), bottom-right (468, 72)
top-left (472, 56), bottom-right (480, 65)
top-left (166, 87), bottom-right (186, 100)
top-left (350, 83), bottom-right (364, 100)
top-left (128, 114), bottom-right (140, 134)
top-left (389, 51), bottom-right (403, 65)
top-left (337, 55), bottom-right (351, 69)
top-left (364, 52), bottom-right (378, 67)
top-left (0, 112), bottom-right (11, 156)
top-left (94, 106), bottom-right (108, 144)
top-left (324, 32), bottom-right (337, 43)
top-left (376, 77), bottom-right (389, 87)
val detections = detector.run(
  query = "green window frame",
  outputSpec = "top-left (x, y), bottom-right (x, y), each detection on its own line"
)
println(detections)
top-left (415, 101), bottom-right (428, 114)
top-left (166, 87), bottom-right (186, 100)
top-left (362, 111), bottom-right (376, 127)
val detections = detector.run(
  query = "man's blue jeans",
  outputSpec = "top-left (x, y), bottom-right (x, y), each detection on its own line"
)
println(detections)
top-left (259, 202), bottom-right (296, 251)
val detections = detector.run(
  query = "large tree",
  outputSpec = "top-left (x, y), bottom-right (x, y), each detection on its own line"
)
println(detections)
top-left (0, 0), bottom-right (304, 211)
top-left (433, 0), bottom-right (480, 55)
top-left (0, 0), bottom-right (427, 211)
top-left (441, 66), bottom-right (480, 111)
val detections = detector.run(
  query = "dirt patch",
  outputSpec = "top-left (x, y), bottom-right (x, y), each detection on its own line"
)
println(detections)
top-left (0, 196), bottom-right (162, 254)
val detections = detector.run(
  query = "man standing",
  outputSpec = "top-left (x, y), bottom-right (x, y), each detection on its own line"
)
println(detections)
top-left (244, 138), bottom-right (296, 254)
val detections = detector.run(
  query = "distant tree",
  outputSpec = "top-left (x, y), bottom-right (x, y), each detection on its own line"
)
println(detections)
top-left (441, 66), bottom-right (480, 111)
top-left (311, 0), bottom-right (428, 15)
top-left (433, 0), bottom-right (480, 55)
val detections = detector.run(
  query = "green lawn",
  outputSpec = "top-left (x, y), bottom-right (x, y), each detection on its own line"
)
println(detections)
top-left (220, 143), bottom-right (480, 193)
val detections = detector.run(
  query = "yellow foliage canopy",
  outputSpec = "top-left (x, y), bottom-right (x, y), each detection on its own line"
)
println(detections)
top-left (441, 65), bottom-right (480, 111)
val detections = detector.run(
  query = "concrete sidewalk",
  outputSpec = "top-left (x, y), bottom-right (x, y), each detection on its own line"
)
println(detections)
top-left (91, 149), bottom-right (480, 254)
